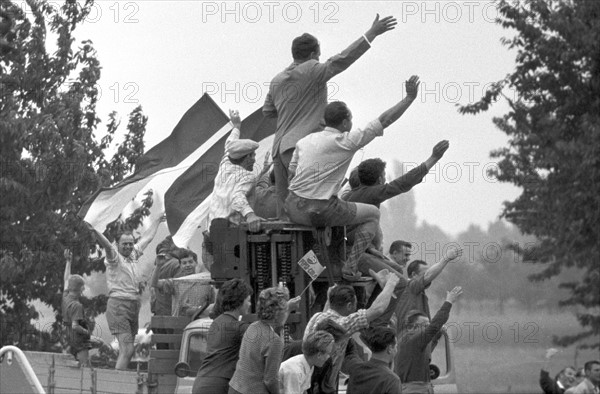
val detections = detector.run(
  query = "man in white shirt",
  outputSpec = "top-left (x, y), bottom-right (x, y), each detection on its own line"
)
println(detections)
top-left (285, 76), bottom-right (420, 279)
top-left (208, 110), bottom-right (263, 232)
top-left (87, 215), bottom-right (164, 370)
top-left (279, 330), bottom-right (335, 394)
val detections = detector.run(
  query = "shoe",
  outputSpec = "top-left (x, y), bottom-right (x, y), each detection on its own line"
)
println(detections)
top-left (342, 268), bottom-right (362, 282)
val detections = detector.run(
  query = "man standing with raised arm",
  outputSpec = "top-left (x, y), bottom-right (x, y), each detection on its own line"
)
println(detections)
top-left (397, 286), bottom-right (463, 393)
top-left (87, 214), bottom-right (164, 370)
top-left (263, 14), bottom-right (397, 218)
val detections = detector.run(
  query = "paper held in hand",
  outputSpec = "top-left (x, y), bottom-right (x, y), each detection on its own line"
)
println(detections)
top-left (297, 250), bottom-right (326, 280)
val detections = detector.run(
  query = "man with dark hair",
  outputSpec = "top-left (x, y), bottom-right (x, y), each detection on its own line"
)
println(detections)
top-left (397, 286), bottom-right (463, 393)
top-left (87, 214), bottom-right (164, 370)
top-left (264, 14), bottom-right (397, 218)
top-left (286, 76), bottom-right (420, 279)
top-left (566, 360), bottom-right (600, 394)
top-left (341, 141), bottom-right (448, 276)
top-left (540, 348), bottom-right (577, 394)
top-left (389, 240), bottom-right (412, 272)
top-left (350, 140), bottom-right (448, 203)
top-left (346, 326), bottom-right (401, 394)
top-left (398, 249), bottom-right (462, 326)
top-left (152, 247), bottom-right (215, 318)
top-left (304, 275), bottom-right (399, 394)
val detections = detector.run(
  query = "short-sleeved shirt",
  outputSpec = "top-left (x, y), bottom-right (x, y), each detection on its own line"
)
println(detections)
top-left (279, 354), bottom-right (313, 394)
top-left (196, 313), bottom-right (250, 380)
top-left (288, 120), bottom-right (384, 200)
top-left (104, 243), bottom-right (143, 300)
top-left (62, 293), bottom-right (84, 325)
top-left (304, 308), bottom-right (369, 393)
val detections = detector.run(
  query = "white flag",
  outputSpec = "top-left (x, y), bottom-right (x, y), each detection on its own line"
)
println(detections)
top-left (297, 250), bottom-right (325, 280)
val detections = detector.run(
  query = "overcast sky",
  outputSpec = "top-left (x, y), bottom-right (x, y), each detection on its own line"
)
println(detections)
top-left (68, 1), bottom-right (522, 237)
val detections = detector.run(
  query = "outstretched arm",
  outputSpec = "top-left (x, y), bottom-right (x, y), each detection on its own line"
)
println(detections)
top-left (137, 213), bottom-right (166, 252)
top-left (63, 249), bottom-right (72, 291)
top-left (316, 15), bottom-right (398, 82)
top-left (424, 140), bottom-right (449, 170)
top-left (224, 109), bottom-right (242, 153)
top-left (424, 247), bottom-right (463, 285)
top-left (364, 14), bottom-right (398, 43)
top-left (378, 75), bottom-right (419, 128)
top-left (86, 222), bottom-right (117, 261)
top-left (420, 287), bottom-right (462, 349)
top-left (366, 273), bottom-right (400, 321)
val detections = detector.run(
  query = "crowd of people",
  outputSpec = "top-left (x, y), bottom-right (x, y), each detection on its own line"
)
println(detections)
top-left (61, 12), bottom-right (600, 394)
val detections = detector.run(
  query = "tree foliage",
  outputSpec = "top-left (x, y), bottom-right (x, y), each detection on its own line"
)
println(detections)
top-left (459, 0), bottom-right (600, 348)
top-left (0, 0), bottom-right (148, 350)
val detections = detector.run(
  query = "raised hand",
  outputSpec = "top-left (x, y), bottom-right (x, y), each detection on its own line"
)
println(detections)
top-left (229, 109), bottom-right (242, 130)
top-left (445, 247), bottom-right (463, 262)
top-left (405, 75), bottom-right (420, 100)
top-left (545, 348), bottom-right (559, 359)
top-left (64, 249), bottom-right (73, 263)
top-left (446, 286), bottom-right (463, 304)
top-left (366, 14), bottom-right (397, 38)
top-left (432, 140), bottom-right (450, 159)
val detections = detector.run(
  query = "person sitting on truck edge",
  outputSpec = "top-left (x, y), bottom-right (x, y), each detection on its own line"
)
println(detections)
top-left (285, 76), bottom-right (420, 280)
top-left (346, 140), bottom-right (449, 210)
top-left (193, 278), bottom-right (253, 394)
top-left (346, 326), bottom-right (401, 394)
top-left (86, 214), bottom-right (165, 370)
top-left (263, 14), bottom-right (397, 219)
top-left (229, 284), bottom-right (291, 394)
top-left (539, 348), bottom-right (576, 394)
top-left (340, 141), bottom-right (448, 277)
top-left (208, 109), bottom-right (264, 233)
top-left (303, 275), bottom-right (399, 394)
top-left (152, 248), bottom-right (215, 318)
top-left (397, 286), bottom-right (463, 394)
top-left (279, 330), bottom-right (335, 394)
top-left (62, 272), bottom-right (92, 366)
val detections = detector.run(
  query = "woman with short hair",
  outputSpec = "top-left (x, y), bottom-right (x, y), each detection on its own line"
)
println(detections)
top-left (192, 278), bottom-right (253, 394)
top-left (228, 285), bottom-right (291, 394)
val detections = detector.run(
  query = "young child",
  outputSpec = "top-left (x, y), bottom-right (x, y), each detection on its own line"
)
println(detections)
top-left (62, 273), bottom-right (92, 366)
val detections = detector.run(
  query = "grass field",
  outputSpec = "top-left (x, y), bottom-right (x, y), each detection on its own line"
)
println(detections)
top-left (444, 304), bottom-right (600, 393)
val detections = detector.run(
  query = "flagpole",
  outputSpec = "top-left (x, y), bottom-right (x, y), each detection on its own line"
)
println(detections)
top-left (297, 267), bottom-right (326, 298)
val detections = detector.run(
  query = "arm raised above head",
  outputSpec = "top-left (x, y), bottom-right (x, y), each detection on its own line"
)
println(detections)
top-left (378, 75), bottom-right (419, 129)
top-left (424, 247), bottom-right (463, 285)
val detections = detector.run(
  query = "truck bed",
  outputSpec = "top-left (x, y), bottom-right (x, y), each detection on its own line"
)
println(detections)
top-left (23, 351), bottom-right (176, 394)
